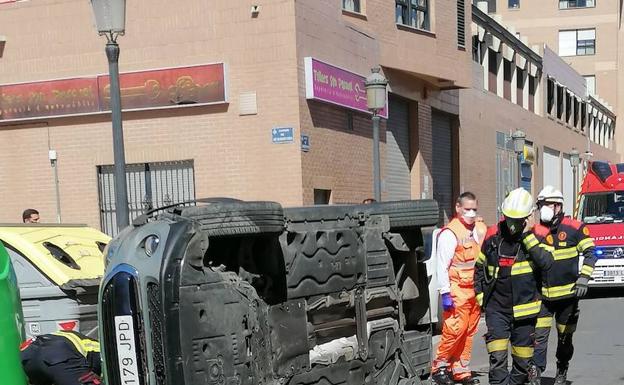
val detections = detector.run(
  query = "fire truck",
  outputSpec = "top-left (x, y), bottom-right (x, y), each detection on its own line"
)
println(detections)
top-left (576, 161), bottom-right (624, 286)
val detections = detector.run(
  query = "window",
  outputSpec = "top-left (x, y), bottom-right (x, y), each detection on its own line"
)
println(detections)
top-left (457, 0), bottom-right (466, 48)
top-left (528, 76), bottom-right (536, 112)
top-left (314, 189), bottom-right (332, 205)
top-left (503, 60), bottom-right (512, 101)
top-left (396, 0), bottom-right (429, 31)
top-left (97, 160), bottom-right (196, 236)
top-left (584, 75), bottom-right (596, 96)
top-left (559, 0), bottom-right (595, 9)
top-left (342, 0), bottom-right (361, 13)
top-left (559, 29), bottom-right (595, 56)
top-left (508, 0), bottom-right (520, 8)
top-left (547, 78), bottom-right (555, 115)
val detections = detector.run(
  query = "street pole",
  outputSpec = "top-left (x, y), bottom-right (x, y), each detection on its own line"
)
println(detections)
top-left (106, 40), bottom-right (129, 230)
top-left (572, 165), bottom-right (578, 212)
top-left (372, 114), bottom-right (381, 202)
top-left (517, 153), bottom-right (522, 189)
top-left (53, 162), bottom-right (62, 223)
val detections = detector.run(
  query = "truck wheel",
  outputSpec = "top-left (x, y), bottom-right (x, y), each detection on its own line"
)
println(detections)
top-left (359, 200), bottom-right (439, 230)
top-left (179, 201), bottom-right (285, 237)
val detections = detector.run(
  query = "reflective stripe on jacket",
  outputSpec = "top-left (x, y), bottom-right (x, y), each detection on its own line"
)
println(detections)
top-left (444, 218), bottom-right (488, 293)
top-left (533, 217), bottom-right (596, 300)
top-left (474, 222), bottom-right (554, 320)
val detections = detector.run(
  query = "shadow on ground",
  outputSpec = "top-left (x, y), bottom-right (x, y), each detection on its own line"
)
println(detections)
top-left (586, 286), bottom-right (624, 299)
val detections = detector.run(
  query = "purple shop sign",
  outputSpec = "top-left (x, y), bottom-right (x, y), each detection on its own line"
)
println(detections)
top-left (304, 57), bottom-right (388, 119)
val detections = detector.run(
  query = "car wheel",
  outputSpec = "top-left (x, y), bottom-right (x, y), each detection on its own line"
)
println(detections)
top-left (358, 200), bottom-right (439, 231)
top-left (178, 201), bottom-right (285, 237)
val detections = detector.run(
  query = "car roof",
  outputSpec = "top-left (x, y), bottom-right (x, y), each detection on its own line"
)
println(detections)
top-left (0, 224), bottom-right (111, 286)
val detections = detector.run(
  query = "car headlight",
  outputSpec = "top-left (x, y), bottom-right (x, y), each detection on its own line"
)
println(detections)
top-left (143, 235), bottom-right (160, 257)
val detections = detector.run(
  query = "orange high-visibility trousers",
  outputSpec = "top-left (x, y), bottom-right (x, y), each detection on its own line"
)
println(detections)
top-left (432, 290), bottom-right (481, 381)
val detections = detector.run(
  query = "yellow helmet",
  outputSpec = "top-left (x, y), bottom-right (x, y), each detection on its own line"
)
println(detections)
top-left (501, 188), bottom-right (534, 219)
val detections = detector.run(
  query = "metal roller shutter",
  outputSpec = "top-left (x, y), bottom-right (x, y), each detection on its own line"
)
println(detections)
top-left (432, 111), bottom-right (454, 224)
top-left (386, 96), bottom-right (411, 201)
top-left (543, 147), bottom-right (561, 192)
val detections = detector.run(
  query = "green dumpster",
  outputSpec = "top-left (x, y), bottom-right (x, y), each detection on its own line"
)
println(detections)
top-left (0, 240), bottom-right (28, 385)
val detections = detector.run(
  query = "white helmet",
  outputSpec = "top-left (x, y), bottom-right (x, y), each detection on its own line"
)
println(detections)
top-left (501, 188), bottom-right (534, 219)
top-left (537, 185), bottom-right (564, 204)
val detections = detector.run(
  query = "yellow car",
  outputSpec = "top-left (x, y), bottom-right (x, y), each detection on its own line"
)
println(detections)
top-left (0, 224), bottom-right (110, 338)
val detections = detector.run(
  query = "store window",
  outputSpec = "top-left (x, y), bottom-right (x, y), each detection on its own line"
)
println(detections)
top-left (342, 0), bottom-right (362, 13)
top-left (559, 0), bottom-right (595, 9)
top-left (396, 0), bottom-right (430, 31)
top-left (559, 29), bottom-right (596, 56)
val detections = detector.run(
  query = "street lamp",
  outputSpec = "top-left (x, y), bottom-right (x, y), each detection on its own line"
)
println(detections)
top-left (90, 0), bottom-right (130, 232)
top-left (570, 147), bottom-right (580, 211)
top-left (511, 129), bottom-right (526, 189)
top-left (365, 67), bottom-right (388, 202)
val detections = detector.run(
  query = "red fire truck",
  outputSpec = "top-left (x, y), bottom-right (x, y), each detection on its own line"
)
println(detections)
top-left (577, 161), bottom-right (624, 286)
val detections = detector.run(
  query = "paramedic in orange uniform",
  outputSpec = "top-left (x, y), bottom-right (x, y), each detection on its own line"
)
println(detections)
top-left (431, 192), bottom-right (487, 385)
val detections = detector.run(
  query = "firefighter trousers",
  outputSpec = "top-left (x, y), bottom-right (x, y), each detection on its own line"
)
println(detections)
top-left (533, 298), bottom-right (580, 371)
top-left (485, 309), bottom-right (536, 385)
top-left (21, 334), bottom-right (100, 385)
top-left (432, 294), bottom-right (481, 380)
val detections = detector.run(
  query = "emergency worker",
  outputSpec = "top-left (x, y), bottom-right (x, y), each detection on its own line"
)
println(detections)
top-left (20, 330), bottom-right (101, 385)
top-left (474, 188), bottom-right (554, 385)
top-left (431, 192), bottom-right (487, 385)
top-left (532, 186), bottom-right (596, 384)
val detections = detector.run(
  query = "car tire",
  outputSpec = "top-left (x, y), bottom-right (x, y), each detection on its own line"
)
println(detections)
top-left (359, 200), bottom-right (439, 230)
top-left (179, 201), bottom-right (285, 237)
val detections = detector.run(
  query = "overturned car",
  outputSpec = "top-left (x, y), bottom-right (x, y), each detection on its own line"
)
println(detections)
top-left (99, 199), bottom-right (438, 385)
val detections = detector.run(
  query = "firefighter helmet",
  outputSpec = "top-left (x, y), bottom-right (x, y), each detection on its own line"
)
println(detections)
top-left (501, 188), bottom-right (534, 219)
top-left (537, 185), bottom-right (564, 204)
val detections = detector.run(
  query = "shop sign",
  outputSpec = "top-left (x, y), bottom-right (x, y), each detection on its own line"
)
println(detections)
top-left (0, 63), bottom-right (227, 122)
top-left (304, 57), bottom-right (388, 118)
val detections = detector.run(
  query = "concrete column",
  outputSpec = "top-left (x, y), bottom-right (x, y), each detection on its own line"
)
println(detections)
top-left (510, 61), bottom-right (517, 105)
top-left (534, 74), bottom-right (542, 115)
top-left (523, 71), bottom-right (529, 110)
top-left (496, 51), bottom-right (504, 97)
top-left (483, 47), bottom-right (489, 92)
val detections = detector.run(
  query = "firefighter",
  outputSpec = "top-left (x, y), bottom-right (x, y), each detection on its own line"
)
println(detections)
top-left (20, 330), bottom-right (101, 385)
top-left (431, 192), bottom-right (487, 385)
top-left (532, 186), bottom-right (596, 384)
top-left (474, 188), bottom-right (554, 385)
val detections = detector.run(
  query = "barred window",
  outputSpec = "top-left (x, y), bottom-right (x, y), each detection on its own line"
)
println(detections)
top-left (396, 0), bottom-right (430, 31)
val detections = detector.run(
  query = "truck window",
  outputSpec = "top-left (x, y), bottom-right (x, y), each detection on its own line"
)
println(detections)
top-left (581, 192), bottom-right (624, 223)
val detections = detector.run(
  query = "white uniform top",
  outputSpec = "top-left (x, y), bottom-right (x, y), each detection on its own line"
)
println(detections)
top-left (436, 225), bottom-right (482, 295)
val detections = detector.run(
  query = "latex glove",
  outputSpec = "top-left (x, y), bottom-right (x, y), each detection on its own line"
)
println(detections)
top-left (575, 276), bottom-right (589, 298)
top-left (441, 292), bottom-right (455, 311)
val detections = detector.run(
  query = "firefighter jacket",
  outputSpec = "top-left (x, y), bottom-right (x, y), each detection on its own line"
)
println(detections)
top-left (533, 216), bottom-right (596, 301)
top-left (474, 223), bottom-right (554, 320)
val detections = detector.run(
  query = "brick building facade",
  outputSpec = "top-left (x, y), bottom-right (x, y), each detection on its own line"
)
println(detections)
top-left (0, 0), bottom-right (619, 233)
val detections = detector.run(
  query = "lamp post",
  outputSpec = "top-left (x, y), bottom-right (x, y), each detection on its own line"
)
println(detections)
top-left (511, 129), bottom-right (526, 189)
top-left (90, 0), bottom-right (129, 232)
top-left (570, 147), bottom-right (580, 211)
top-left (365, 67), bottom-right (388, 202)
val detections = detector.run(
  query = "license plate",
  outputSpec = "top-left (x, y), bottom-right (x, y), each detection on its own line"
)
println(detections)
top-left (604, 270), bottom-right (624, 276)
top-left (115, 315), bottom-right (141, 385)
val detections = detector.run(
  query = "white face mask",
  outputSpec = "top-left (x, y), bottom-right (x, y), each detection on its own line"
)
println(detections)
top-left (540, 205), bottom-right (555, 223)
top-left (463, 210), bottom-right (477, 219)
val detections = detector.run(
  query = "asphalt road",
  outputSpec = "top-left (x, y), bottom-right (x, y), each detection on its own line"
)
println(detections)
top-left (434, 287), bottom-right (624, 384)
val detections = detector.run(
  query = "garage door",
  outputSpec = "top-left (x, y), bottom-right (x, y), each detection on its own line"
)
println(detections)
top-left (562, 155), bottom-right (574, 214)
top-left (543, 147), bottom-right (561, 192)
top-left (432, 111), bottom-right (454, 224)
top-left (385, 96), bottom-right (411, 201)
